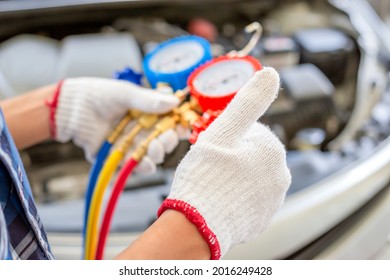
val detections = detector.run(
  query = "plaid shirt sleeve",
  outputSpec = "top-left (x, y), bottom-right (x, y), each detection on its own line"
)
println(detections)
top-left (0, 206), bottom-right (10, 259)
top-left (0, 109), bottom-right (54, 260)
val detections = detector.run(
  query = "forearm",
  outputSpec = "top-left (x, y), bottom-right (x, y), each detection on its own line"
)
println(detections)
top-left (0, 85), bottom-right (55, 150)
top-left (114, 210), bottom-right (211, 260)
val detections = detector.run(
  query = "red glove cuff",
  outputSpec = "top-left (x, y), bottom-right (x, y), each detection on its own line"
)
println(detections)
top-left (157, 198), bottom-right (221, 260)
top-left (45, 80), bottom-right (64, 139)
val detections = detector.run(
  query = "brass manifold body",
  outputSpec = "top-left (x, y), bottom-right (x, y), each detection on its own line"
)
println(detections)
top-left (131, 101), bottom-right (200, 162)
top-left (116, 97), bottom-right (201, 162)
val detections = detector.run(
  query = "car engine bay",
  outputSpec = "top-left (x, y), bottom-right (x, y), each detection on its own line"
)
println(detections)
top-left (0, 0), bottom-right (389, 259)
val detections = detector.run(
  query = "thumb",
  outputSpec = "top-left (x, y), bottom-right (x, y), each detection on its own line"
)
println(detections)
top-left (200, 67), bottom-right (280, 145)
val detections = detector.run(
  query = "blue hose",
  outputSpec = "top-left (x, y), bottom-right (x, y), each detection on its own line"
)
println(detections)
top-left (82, 140), bottom-right (112, 258)
top-left (81, 67), bottom-right (141, 258)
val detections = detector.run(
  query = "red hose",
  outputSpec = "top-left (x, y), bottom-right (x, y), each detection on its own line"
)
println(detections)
top-left (95, 158), bottom-right (138, 260)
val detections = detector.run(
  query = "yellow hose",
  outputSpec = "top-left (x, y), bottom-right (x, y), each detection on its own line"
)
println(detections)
top-left (84, 118), bottom-right (154, 259)
top-left (85, 150), bottom-right (124, 259)
top-left (84, 111), bottom-right (186, 259)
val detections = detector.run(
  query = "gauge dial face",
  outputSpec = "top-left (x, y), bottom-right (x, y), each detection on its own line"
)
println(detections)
top-left (149, 41), bottom-right (205, 73)
top-left (192, 59), bottom-right (256, 97)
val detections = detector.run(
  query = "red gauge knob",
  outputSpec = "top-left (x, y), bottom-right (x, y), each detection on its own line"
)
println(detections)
top-left (190, 109), bottom-right (222, 144)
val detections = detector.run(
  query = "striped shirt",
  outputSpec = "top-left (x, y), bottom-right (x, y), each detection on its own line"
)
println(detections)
top-left (0, 109), bottom-right (53, 259)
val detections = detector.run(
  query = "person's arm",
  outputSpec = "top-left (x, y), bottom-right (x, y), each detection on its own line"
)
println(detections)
top-left (0, 85), bottom-right (55, 149)
top-left (114, 210), bottom-right (211, 260)
top-left (0, 79), bottom-right (180, 172)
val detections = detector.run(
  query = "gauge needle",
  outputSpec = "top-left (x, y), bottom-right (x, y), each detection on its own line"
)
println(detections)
top-left (207, 73), bottom-right (239, 91)
top-left (160, 53), bottom-right (190, 70)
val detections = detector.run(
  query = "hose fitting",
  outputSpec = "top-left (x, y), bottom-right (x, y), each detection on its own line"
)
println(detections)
top-left (119, 114), bottom-right (159, 153)
top-left (132, 114), bottom-right (180, 161)
top-left (107, 112), bottom-right (133, 143)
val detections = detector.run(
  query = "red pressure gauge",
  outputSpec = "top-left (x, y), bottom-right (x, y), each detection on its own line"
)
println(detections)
top-left (187, 55), bottom-right (262, 143)
top-left (188, 55), bottom-right (262, 112)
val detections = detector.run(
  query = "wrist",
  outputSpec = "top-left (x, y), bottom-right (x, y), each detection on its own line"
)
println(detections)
top-left (158, 199), bottom-right (221, 260)
top-left (1, 84), bottom-right (56, 149)
top-left (45, 80), bottom-right (64, 139)
top-left (115, 209), bottom-right (211, 260)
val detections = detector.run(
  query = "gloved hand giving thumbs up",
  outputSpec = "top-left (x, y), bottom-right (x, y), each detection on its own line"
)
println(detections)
top-left (158, 67), bottom-right (291, 259)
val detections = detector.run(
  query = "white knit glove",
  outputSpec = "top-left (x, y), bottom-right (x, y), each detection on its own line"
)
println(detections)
top-left (157, 68), bottom-right (291, 259)
top-left (48, 77), bottom-right (180, 172)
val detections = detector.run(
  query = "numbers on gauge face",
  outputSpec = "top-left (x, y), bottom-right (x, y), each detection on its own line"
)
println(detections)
top-left (149, 41), bottom-right (205, 73)
top-left (192, 59), bottom-right (256, 97)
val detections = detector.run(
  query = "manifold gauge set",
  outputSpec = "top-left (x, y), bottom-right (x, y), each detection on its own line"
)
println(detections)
top-left (83, 22), bottom-right (263, 260)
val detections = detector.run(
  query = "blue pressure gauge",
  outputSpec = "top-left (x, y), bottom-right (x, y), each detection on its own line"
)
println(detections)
top-left (143, 36), bottom-right (212, 91)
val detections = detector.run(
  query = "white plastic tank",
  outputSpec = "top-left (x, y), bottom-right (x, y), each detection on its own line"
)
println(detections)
top-left (0, 32), bottom-right (143, 99)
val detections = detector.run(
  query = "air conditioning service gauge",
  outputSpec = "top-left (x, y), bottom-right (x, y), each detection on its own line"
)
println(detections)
top-left (143, 35), bottom-right (212, 91)
top-left (188, 55), bottom-right (262, 111)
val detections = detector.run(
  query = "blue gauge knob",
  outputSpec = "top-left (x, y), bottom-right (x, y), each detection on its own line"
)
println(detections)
top-left (115, 67), bottom-right (143, 85)
top-left (143, 35), bottom-right (212, 91)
